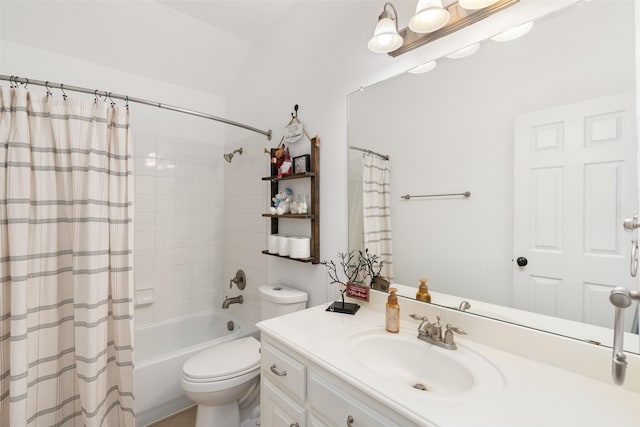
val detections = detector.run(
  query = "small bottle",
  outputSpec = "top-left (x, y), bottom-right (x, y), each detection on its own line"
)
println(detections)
top-left (416, 278), bottom-right (431, 303)
top-left (386, 288), bottom-right (400, 333)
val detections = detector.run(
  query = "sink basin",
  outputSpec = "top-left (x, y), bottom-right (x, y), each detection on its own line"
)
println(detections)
top-left (343, 327), bottom-right (504, 397)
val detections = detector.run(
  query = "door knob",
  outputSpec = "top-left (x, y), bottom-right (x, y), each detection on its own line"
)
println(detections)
top-left (516, 257), bottom-right (528, 267)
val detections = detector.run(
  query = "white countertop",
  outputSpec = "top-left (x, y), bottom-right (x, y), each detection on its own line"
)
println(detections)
top-left (258, 304), bottom-right (640, 427)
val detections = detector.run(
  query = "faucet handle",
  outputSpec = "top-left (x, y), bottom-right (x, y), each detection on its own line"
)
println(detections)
top-left (410, 313), bottom-right (428, 321)
top-left (444, 324), bottom-right (466, 345)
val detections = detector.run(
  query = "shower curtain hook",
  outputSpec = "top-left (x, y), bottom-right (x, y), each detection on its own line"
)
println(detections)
top-left (94, 90), bottom-right (99, 103)
top-left (23, 78), bottom-right (29, 89)
top-left (8, 76), bottom-right (13, 88)
top-left (108, 92), bottom-right (115, 107)
top-left (60, 83), bottom-right (67, 100)
top-left (45, 81), bottom-right (52, 97)
top-left (125, 95), bottom-right (129, 110)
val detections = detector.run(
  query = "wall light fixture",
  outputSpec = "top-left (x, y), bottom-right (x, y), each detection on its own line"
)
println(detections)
top-left (369, 0), bottom-right (519, 57)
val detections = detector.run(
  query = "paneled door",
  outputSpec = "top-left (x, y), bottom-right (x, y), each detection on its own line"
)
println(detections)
top-left (513, 93), bottom-right (637, 329)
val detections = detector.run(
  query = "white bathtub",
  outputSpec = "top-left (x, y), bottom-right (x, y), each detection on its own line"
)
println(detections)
top-left (135, 311), bottom-right (259, 426)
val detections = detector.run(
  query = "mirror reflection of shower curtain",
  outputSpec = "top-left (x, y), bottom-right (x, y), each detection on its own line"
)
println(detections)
top-left (362, 154), bottom-right (394, 281)
top-left (0, 87), bottom-right (134, 426)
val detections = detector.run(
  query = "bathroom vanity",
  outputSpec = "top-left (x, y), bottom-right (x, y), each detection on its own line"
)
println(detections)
top-left (257, 300), bottom-right (640, 427)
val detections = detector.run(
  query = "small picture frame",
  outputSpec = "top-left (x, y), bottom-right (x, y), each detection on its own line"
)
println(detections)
top-left (293, 154), bottom-right (310, 174)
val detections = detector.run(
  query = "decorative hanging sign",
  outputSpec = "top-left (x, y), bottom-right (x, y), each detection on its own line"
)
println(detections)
top-left (346, 283), bottom-right (370, 302)
top-left (284, 121), bottom-right (304, 143)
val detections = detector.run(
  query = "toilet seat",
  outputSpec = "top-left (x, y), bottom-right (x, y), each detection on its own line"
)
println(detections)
top-left (182, 336), bottom-right (261, 383)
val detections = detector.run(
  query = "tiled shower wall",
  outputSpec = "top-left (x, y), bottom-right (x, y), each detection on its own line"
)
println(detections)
top-left (133, 131), bottom-right (224, 327)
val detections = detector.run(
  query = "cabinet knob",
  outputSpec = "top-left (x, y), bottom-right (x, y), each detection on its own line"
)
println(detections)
top-left (347, 415), bottom-right (354, 426)
top-left (270, 363), bottom-right (287, 377)
top-left (516, 257), bottom-right (528, 267)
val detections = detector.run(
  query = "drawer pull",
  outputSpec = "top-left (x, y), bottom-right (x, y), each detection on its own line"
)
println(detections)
top-left (347, 415), bottom-right (354, 426)
top-left (290, 423), bottom-right (299, 427)
top-left (270, 363), bottom-right (287, 377)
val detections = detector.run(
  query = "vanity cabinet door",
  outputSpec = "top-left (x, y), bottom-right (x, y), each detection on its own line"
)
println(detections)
top-left (308, 373), bottom-right (399, 427)
top-left (262, 378), bottom-right (307, 427)
top-left (262, 341), bottom-right (307, 402)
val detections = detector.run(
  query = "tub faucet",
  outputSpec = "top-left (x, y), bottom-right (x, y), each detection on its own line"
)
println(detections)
top-left (222, 295), bottom-right (243, 309)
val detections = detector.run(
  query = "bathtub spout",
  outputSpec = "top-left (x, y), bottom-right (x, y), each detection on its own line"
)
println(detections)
top-left (222, 295), bottom-right (243, 309)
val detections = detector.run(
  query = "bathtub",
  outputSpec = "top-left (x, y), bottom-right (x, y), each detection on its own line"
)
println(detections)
top-left (135, 311), bottom-right (259, 427)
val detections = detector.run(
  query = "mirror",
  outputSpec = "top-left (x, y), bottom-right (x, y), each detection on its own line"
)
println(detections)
top-left (348, 0), bottom-right (639, 351)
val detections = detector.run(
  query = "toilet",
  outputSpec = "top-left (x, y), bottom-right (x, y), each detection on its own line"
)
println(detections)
top-left (180, 285), bottom-right (308, 427)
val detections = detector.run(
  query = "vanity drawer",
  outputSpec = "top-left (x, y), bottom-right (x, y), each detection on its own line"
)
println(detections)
top-left (308, 373), bottom-right (399, 427)
top-left (262, 378), bottom-right (307, 427)
top-left (262, 341), bottom-right (306, 402)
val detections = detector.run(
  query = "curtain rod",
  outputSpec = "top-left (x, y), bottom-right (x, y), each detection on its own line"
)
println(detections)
top-left (0, 75), bottom-right (272, 140)
top-left (349, 145), bottom-right (389, 160)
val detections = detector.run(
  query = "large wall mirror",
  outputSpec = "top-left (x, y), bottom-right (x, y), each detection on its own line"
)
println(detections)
top-left (348, 0), bottom-right (639, 352)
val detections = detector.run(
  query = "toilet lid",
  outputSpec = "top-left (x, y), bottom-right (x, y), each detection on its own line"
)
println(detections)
top-left (182, 336), bottom-right (260, 382)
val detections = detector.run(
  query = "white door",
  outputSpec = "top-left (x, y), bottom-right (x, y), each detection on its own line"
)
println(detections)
top-left (513, 93), bottom-right (637, 330)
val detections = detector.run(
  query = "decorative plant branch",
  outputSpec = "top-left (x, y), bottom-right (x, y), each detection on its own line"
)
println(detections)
top-left (321, 251), bottom-right (366, 306)
top-left (359, 248), bottom-right (385, 284)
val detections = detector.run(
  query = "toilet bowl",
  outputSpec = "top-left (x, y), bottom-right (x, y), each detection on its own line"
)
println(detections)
top-left (181, 284), bottom-right (308, 427)
top-left (180, 336), bottom-right (261, 427)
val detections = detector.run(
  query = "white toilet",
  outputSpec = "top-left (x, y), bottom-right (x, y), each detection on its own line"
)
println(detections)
top-left (180, 285), bottom-right (308, 427)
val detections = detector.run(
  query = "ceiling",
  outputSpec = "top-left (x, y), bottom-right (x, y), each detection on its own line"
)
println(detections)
top-left (0, 0), bottom-right (431, 97)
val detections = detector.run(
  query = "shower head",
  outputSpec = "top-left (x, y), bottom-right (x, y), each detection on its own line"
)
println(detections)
top-left (223, 147), bottom-right (243, 163)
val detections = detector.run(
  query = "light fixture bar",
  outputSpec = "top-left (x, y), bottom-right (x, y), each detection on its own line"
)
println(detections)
top-left (389, 0), bottom-right (519, 57)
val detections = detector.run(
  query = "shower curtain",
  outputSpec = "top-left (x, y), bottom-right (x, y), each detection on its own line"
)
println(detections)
top-left (0, 88), bottom-right (134, 426)
top-left (362, 153), bottom-right (394, 281)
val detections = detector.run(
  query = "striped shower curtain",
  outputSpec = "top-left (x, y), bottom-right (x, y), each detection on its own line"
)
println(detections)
top-left (0, 88), bottom-right (134, 426)
top-left (362, 154), bottom-right (393, 281)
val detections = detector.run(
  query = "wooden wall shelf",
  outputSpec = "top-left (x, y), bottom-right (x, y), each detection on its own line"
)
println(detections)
top-left (263, 136), bottom-right (320, 264)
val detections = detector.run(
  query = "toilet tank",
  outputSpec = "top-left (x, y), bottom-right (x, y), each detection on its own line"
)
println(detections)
top-left (259, 285), bottom-right (308, 320)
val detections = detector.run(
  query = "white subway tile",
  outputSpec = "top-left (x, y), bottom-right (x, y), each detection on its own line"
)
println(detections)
top-left (155, 213), bottom-right (175, 231)
top-left (174, 247), bottom-right (193, 265)
top-left (135, 156), bottom-right (157, 176)
top-left (156, 177), bottom-right (175, 195)
top-left (155, 195), bottom-right (175, 213)
top-left (174, 228), bottom-right (193, 248)
top-left (156, 159), bottom-right (176, 177)
top-left (136, 175), bottom-right (156, 194)
top-left (134, 194), bottom-right (155, 214)
top-left (155, 230), bottom-right (174, 249)
top-left (154, 301), bottom-right (174, 322)
top-left (174, 299), bottom-right (192, 317)
top-left (155, 248), bottom-right (174, 267)
top-left (157, 138), bottom-right (176, 160)
top-left (134, 231), bottom-right (155, 250)
top-left (134, 268), bottom-right (155, 289)
top-left (174, 264), bottom-right (193, 283)
top-left (154, 284), bottom-right (174, 302)
top-left (134, 249), bottom-right (155, 270)
top-left (135, 213), bottom-right (155, 232)
top-left (134, 134), bottom-right (157, 157)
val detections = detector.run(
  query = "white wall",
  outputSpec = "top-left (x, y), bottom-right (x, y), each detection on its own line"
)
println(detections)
top-left (223, 0), bottom-right (586, 323)
top-left (1, 41), bottom-right (228, 326)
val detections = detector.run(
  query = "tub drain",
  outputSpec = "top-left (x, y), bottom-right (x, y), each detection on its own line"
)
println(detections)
top-left (412, 383), bottom-right (428, 391)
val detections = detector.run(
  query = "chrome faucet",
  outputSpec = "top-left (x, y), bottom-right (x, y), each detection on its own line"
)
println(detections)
top-left (222, 295), bottom-right (243, 309)
top-left (458, 300), bottom-right (471, 312)
top-left (410, 314), bottom-right (466, 350)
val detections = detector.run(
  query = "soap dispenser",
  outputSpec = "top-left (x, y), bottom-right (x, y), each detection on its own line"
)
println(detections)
top-left (416, 278), bottom-right (431, 303)
top-left (386, 288), bottom-right (400, 333)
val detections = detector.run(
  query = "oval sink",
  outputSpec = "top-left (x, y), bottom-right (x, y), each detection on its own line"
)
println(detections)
top-left (343, 327), bottom-right (504, 397)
